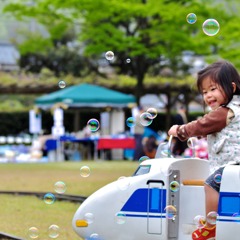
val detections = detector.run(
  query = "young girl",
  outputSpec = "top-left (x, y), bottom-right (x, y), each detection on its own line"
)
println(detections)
top-left (168, 60), bottom-right (240, 240)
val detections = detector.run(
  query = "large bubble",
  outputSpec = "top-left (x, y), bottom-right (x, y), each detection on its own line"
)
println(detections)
top-left (202, 19), bottom-right (220, 36)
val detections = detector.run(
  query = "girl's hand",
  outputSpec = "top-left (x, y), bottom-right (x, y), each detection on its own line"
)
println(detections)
top-left (168, 125), bottom-right (179, 137)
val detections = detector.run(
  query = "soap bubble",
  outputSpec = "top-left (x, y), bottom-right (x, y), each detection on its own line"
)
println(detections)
top-left (187, 137), bottom-right (198, 149)
top-left (169, 180), bottom-right (180, 192)
top-left (28, 227), bottom-right (39, 239)
top-left (139, 156), bottom-right (150, 162)
top-left (84, 212), bottom-right (95, 224)
top-left (146, 107), bottom-right (158, 119)
top-left (186, 13), bottom-right (197, 24)
top-left (117, 176), bottom-right (130, 190)
top-left (115, 211), bottom-right (126, 224)
top-left (105, 51), bottom-right (114, 60)
top-left (165, 205), bottom-right (177, 219)
top-left (206, 211), bottom-right (218, 225)
top-left (54, 181), bottom-right (66, 194)
top-left (126, 117), bottom-right (136, 127)
top-left (202, 19), bottom-right (220, 36)
top-left (48, 224), bottom-right (60, 239)
top-left (58, 80), bottom-right (66, 89)
top-left (87, 118), bottom-right (100, 132)
top-left (140, 112), bottom-right (153, 126)
top-left (80, 166), bottom-right (91, 177)
top-left (43, 193), bottom-right (56, 205)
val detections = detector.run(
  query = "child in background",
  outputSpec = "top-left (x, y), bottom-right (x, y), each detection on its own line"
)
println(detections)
top-left (168, 60), bottom-right (240, 240)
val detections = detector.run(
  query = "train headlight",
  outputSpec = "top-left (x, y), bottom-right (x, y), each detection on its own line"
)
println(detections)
top-left (76, 220), bottom-right (88, 227)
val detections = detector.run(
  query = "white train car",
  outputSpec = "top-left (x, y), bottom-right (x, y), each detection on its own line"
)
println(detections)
top-left (72, 156), bottom-right (240, 240)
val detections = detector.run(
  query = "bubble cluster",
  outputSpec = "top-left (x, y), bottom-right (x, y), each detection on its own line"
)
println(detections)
top-left (87, 118), bottom-right (100, 132)
top-left (202, 19), bottom-right (220, 36)
top-left (105, 51), bottom-right (114, 60)
top-left (186, 13), bottom-right (197, 24)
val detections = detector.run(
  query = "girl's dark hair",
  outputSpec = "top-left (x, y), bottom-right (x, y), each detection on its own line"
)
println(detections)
top-left (197, 60), bottom-right (240, 104)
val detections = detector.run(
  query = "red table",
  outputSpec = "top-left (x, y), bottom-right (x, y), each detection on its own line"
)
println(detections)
top-left (97, 137), bottom-right (135, 150)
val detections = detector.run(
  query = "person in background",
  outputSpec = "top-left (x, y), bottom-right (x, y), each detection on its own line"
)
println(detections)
top-left (168, 60), bottom-right (240, 240)
top-left (143, 135), bottom-right (158, 158)
top-left (133, 106), bottom-right (145, 160)
top-left (172, 105), bottom-right (188, 156)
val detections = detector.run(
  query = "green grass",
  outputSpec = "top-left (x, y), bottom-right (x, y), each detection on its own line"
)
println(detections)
top-left (0, 161), bottom-right (139, 239)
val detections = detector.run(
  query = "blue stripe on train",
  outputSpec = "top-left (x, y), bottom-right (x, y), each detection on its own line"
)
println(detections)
top-left (121, 188), bottom-right (167, 213)
top-left (217, 219), bottom-right (240, 223)
top-left (125, 214), bottom-right (166, 218)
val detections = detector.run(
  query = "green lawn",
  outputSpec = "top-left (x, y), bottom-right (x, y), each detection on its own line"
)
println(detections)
top-left (0, 161), bottom-right (139, 239)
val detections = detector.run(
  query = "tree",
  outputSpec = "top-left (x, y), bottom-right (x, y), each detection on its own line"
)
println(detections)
top-left (3, 0), bottom-right (238, 103)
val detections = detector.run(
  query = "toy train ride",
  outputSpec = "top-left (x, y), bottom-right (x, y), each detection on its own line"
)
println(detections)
top-left (72, 137), bottom-right (240, 240)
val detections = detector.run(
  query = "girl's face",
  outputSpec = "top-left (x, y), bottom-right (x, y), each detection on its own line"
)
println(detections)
top-left (201, 77), bottom-right (227, 110)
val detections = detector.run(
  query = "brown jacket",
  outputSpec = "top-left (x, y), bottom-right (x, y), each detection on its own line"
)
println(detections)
top-left (176, 106), bottom-right (233, 141)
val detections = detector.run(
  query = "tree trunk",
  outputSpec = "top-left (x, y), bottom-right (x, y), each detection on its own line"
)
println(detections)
top-left (165, 91), bottom-right (172, 131)
top-left (134, 56), bottom-right (148, 105)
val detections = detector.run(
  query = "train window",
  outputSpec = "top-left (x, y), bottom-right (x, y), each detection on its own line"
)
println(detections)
top-left (133, 165), bottom-right (151, 176)
top-left (219, 192), bottom-right (240, 216)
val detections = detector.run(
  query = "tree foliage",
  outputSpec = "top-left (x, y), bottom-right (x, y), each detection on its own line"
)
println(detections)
top-left (3, 0), bottom-right (240, 102)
